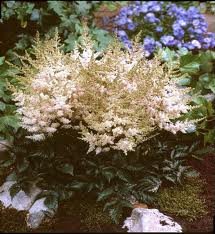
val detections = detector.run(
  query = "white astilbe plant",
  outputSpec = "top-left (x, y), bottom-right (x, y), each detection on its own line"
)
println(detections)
top-left (11, 33), bottom-right (82, 141)
top-left (12, 29), bottom-right (197, 154)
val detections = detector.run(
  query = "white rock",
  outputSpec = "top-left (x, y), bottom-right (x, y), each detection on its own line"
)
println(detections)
top-left (0, 181), bottom-right (16, 207)
top-left (26, 197), bottom-right (57, 229)
top-left (11, 185), bottom-right (41, 211)
top-left (26, 211), bottom-right (46, 229)
top-left (28, 197), bottom-right (55, 216)
top-left (123, 208), bottom-right (182, 233)
top-left (0, 178), bottom-right (58, 229)
top-left (0, 179), bottom-right (42, 211)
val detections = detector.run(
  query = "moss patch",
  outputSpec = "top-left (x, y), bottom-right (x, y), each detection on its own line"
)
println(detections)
top-left (79, 201), bottom-right (121, 232)
top-left (54, 198), bottom-right (124, 232)
top-left (156, 178), bottom-right (208, 221)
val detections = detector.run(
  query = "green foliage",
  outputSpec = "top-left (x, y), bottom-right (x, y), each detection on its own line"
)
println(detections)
top-left (205, 1), bottom-right (215, 14)
top-left (0, 59), bottom-right (20, 142)
top-left (1, 127), bottom-right (202, 224)
top-left (160, 48), bottom-right (215, 145)
top-left (156, 178), bottom-right (208, 221)
top-left (1, 1), bottom-right (36, 27)
top-left (1, 1), bottom-right (114, 55)
top-left (175, 1), bottom-right (215, 14)
top-left (102, 1), bottom-right (128, 11)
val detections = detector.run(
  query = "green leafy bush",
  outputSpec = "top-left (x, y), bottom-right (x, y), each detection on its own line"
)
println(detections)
top-left (1, 1), bottom-right (113, 55)
top-left (159, 48), bottom-right (215, 145)
top-left (2, 127), bottom-right (200, 223)
top-left (175, 1), bottom-right (215, 14)
top-left (0, 57), bottom-right (20, 141)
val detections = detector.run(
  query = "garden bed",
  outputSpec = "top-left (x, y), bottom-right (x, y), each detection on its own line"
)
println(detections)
top-left (0, 1), bottom-right (215, 233)
top-left (0, 152), bottom-right (214, 233)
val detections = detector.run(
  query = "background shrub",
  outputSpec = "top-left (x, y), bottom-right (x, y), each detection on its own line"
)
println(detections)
top-left (160, 48), bottom-right (215, 144)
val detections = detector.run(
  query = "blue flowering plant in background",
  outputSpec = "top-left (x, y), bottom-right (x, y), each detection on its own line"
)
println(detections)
top-left (113, 1), bottom-right (215, 56)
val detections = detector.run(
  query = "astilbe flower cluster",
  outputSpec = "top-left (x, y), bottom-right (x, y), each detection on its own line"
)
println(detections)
top-left (12, 31), bottom-right (196, 155)
top-left (114, 1), bottom-right (215, 56)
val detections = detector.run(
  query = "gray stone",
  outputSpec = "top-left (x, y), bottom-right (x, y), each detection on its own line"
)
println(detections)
top-left (11, 185), bottom-right (41, 211)
top-left (0, 179), bottom-right (42, 211)
top-left (123, 208), bottom-right (182, 233)
top-left (0, 179), bottom-right (57, 229)
top-left (26, 211), bottom-right (46, 229)
top-left (28, 197), bottom-right (55, 216)
top-left (0, 177), bottom-right (58, 229)
top-left (0, 181), bottom-right (16, 207)
top-left (26, 197), bottom-right (57, 229)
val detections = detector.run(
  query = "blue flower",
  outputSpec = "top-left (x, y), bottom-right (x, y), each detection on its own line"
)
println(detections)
top-left (143, 36), bottom-right (157, 55)
top-left (183, 42), bottom-right (195, 50)
top-left (172, 23), bottom-right (185, 39)
top-left (144, 13), bottom-right (159, 23)
top-left (178, 19), bottom-right (187, 27)
top-left (113, 1), bottom-right (215, 54)
top-left (150, 3), bottom-right (162, 12)
top-left (116, 17), bottom-right (127, 26)
top-left (117, 30), bottom-right (127, 37)
top-left (156, 26), bottom-right (163, 33)
top-left (192, 19), bottom-right (200, 27)
top-left (138, 4), bottom-right (148, 13)
top-left (191, 40), bottom-right (201, 49)
top-left (160, 35), bottom-right (175, 46)
top-left (127, 23), bottom-right (136, 30)
top-left (187, 6), bottom-right (200, 15)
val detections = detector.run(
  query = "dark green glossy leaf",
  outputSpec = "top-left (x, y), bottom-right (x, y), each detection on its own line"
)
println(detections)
top-left (180, 62), bottom-right (200, 75)
top-left (9, 183), bottom-right (21, 199)
top-left (17, 158), bottom-right (29, 173)
top-left (56, 163), bottom-right (74, 176)
top-left (44, 194), bottom-right (58, 210)
top-left (97, 188), bottom-right (114, 202)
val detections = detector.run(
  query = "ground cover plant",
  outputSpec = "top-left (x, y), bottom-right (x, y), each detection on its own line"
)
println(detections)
top-left (0, 1), bottom-right (215, 233)
top-left (156, 177), bottom-right (208, 222)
